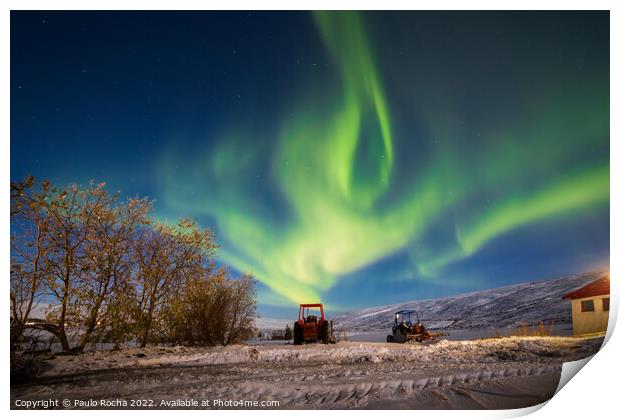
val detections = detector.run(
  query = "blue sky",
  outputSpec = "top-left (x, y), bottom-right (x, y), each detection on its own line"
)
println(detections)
top-left (11, 11), bottom-right (609, 318)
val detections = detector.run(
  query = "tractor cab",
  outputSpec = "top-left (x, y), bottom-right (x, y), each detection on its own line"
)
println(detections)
top-left (299, 304), bottom-right (324, 324)
top-left (293, 303), bottom-right (335, 345)
top-left (394, 310), bottom-right (420, 329)
top-left (387, 309), bottom-right (438, 343)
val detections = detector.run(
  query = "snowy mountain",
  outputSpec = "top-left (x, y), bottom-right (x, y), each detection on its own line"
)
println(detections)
top-left (254, 317), bottom-right (292, 331)
top-left (333, 270), bottom-right (609, 332)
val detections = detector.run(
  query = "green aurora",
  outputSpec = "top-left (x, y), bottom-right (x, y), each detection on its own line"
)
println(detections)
top-left (159, 12), bottom-right (609, 308)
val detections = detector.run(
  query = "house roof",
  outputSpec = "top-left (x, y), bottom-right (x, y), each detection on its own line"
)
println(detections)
top-left (563, 275), bottom-right (610, 300)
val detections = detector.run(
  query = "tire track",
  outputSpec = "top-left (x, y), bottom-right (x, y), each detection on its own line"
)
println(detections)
top-left (12, 359), bottom-right (562, 409)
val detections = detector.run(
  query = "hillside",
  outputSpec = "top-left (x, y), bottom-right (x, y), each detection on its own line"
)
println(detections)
top-left (333, 270), bottom-right (609, 332)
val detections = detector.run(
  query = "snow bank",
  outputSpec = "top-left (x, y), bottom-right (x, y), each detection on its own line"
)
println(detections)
top-left (41, 335), bottom-right (602, 377)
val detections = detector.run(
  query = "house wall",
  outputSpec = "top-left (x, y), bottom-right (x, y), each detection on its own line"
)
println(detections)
top-left (570, 294), bottom-right (610, 335)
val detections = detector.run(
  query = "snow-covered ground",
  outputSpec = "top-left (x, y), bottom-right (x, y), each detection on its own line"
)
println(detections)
top-left (11, 335), bottom-right (603, 409)
top-left (11, 270), bottom-right (608, 409)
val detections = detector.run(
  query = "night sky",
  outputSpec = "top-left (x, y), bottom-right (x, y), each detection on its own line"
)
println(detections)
top-left (11, 11), bottom-right (609, 318)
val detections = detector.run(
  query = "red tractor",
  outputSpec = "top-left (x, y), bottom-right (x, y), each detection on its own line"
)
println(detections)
top-left (293, 303), bottom-right (336, 345)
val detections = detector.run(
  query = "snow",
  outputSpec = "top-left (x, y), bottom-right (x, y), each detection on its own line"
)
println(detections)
top-left (10, 270), bottom-right (609, 409)
top-left (254, 317), bottom-right (291, 331)
top-left (11, 335), bottom-right (603, 409)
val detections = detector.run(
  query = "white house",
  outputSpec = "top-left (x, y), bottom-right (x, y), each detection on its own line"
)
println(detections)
top-left (563, 275), bottom-right (610, 336)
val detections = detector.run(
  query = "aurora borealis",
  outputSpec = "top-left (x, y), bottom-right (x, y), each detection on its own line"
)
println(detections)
top-left (11, 11), bottom-right (609, 316)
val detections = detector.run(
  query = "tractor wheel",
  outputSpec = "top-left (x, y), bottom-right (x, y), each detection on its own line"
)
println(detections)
top-left (319, 321), bottom-right (330, 344)
top-left (386, 335), bottom-right (393, 343)
top-left (293, 322), bottom-right (303, 345)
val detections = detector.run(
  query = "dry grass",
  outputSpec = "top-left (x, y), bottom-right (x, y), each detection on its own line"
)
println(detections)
top-left (514, 321), bottom-right (554, 337)
top-left (481, 320), bottom-right (555, 340)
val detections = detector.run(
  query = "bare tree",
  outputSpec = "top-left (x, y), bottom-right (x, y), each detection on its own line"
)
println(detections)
top-left (11, 177), bottom-right (257, 352)
top-left (159, 268), bottom-right (257, 346)
top-left (225, 273), bottom-right (257, 345)
top-left (133, 219), bottom-right (216, 347)
top-left (72, 197), bottom-right (151, 352)
top-left (10, 177), bottom-right (51, 348)
top-left (42, 182), bottom-right (119, 352)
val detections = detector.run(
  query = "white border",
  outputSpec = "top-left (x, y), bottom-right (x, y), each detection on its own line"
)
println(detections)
top-left (2, 0), bottom-right (617, 11)
top-left (3, 2), bottom-right (617, 419)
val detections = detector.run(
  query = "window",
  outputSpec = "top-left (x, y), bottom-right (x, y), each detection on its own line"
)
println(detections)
top-left (603, 298), bottom-right (610, 312)
top-left (581, 300), bottom-right (595, 312)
